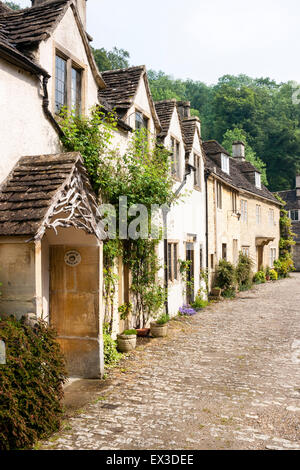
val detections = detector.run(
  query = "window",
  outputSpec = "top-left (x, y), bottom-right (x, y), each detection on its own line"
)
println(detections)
top-left (256, 205), bottom-right (261, 224)
top-left (290, 210), bottom-right (299, 221)
top-left (71, 67), bottom-right (82, 114)
top-left (241, 200), bottom-right (248, 223)
top-left (194, 154), bottom-right (201, 189)
top-left (217, 182), bottom-right (222, 209)
top-left (171, 138), bottom-right (180, 179)
top-left (55, 52), bottom-right (83, 115)
top-left (232, 191), bottom-right (238, 213)
top-left (55, 55), bottom-right (67, 114)
top-left (135, 111), bottom-right (149, 131)
top-left (211, 254), bottom-right (214, 269)
top-left (242, 246), bottom-right (250, 257)
top-left (222, 243), bottom-right (227, 260)
top-left (167, 242), bottom-right (178, 282)
top-left (269, 209), bottom-right (274, 226)
top-left (255, 173), bottom-right (261, 189)
top-left (221, 153), bottom-right (230, 174)
top-left (270, 248), bottom-right (276, 267)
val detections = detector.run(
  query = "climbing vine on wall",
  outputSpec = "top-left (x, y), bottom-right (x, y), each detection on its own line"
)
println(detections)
top-left (59, 107), bottom-right (176, 329)
top-left (274, 193), bottom-right (296, 276)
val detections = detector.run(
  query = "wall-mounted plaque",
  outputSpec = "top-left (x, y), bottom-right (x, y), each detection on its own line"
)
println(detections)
top-left (64, 250), bottom-right (81, 267)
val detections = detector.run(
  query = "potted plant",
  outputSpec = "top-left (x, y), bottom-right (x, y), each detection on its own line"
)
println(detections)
top-left (211, 287), bottom-right (222, 298)
top-left (150, 313), bottom-right (169, 338)
top-left (117, 329), bottom-right (137, 352)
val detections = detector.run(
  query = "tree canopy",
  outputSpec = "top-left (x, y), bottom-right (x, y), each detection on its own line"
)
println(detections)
top-left (4, 1), bottom-right (20, 10)
top-left (92, 47), bottom-right (130, 72)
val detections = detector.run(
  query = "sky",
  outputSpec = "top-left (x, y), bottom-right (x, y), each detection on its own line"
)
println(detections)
top-left (15, 0), bottom-right (300, 85)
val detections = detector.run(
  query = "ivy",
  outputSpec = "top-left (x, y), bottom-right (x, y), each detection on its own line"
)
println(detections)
top-left (274, 193), bottom-right (296, 276)
top-left (59, 107), bottom-right (176, 329)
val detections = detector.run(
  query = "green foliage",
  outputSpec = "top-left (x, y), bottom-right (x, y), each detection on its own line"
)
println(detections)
top-left (118, 302), bottom-right (132, 321)
top-left (269, 269), bottom-right (278, 281)
top-left (92, 47), bottom-right (130, 72)
top-left (0, 317), bottom-right (67, 450)
top-left (4, 1), bottom-right (20, 10)
top-left (103, 324), bottom-right (122, 367)
top-left (236, 252), bottom-right (253, 289)
top-left (222, 128), bottom-right (268, 186)
top-left (215, 259), bottom-right (236, 291)
top-left (192, 297), bottom-right (209, 309)
top-left (148, 70), bottom-right (300, 191)
top-left (253, 271), bottom-right (266, 284)
top-left (123, 329), bottom-right (137, 336)
top-left (155, 313), bottom-right (170, 325)
top-left (60, 108), bottom-right (174, 330)
top-left (274, 194), bottom-right (296, 276)
top-left (222, 288), bottom-right (236, 299)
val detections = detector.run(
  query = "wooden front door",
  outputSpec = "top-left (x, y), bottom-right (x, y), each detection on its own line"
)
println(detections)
top-left (50, 245), bottom-right (101, 378)
top-left (257, 246), bottom-right (264, 271)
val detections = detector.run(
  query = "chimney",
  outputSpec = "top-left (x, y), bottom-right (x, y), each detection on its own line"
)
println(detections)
top-left (31, 1), bottom-right (87, 29)
top-left (232, 141), bottom-right (245, 162)
top-left (296, 175), bottom-right (300, 198)
top-left (177, 101), bottom-right (191, 120)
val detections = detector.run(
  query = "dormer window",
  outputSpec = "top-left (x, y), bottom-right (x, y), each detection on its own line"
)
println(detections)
top-left (221, 153), bottom-right (230, 174)
top-left (255, 172), bottom-right (261, 189)
top-left (171, 137), bottom-right (180, 179)
top-left (55, 51), bottom-right (84, 115)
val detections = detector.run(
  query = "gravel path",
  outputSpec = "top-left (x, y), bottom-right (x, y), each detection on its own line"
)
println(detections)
top-left (41, 274), bottom-right (300, 450)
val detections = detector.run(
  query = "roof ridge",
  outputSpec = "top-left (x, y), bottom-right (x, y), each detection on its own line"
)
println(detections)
top-left (101, 65), bottom-right (146, 75)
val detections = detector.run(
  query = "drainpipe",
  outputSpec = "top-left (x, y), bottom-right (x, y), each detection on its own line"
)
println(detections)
top-left (42, 76), bottom-right (64, 137)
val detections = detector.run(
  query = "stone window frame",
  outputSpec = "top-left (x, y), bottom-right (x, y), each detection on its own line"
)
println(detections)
top-left (221, 153), bottom-right (230, 175)
top-left (170, 135), bottom-right (181, 181)
top-left (53, 42), bottom-right (86, 116)
top-left (217, 182), bottom-right (222, 209)
top-left (241, 199), bottom-right (248, 223)
top-left (242, 246), bottom-right (250, 257)
top-left (269, 248), bottom-right (277, 267)
top-left (193, 153), bottom-right (202, 191)
top-left (256, 204), bottom-right (262, 225)
top-left (290, 209), bottom-right (299, 222)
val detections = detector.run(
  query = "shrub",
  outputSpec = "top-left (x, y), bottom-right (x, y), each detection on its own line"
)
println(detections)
top-left (274, 258), bottom-right (294, 278)
top-left (222, 288), bottom-right (236, 299)
top-left (269, 269), bottom-right (278, 281)
top-left (103, 324), bottom-right (122, 367)
top-left (215, 259), bottom-right (236, 291)
top-left (192, 297), bottom-right (209, 309)
top-left (253, 271), bottom-right (266, 284)
top-left (0, 316), bottom-right (67, 450)
top-left (155, 313), bottom-right (170, 325)
top-left (123, 329), bottom-right (137, 335)
top-left (236, 253), bottom-right (253, 289)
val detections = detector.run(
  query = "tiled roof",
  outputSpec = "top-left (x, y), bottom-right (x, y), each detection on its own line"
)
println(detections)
top-left (154, 100), bottom-right (177, 137)
top-left (0, 2), bottom-right (11, 14)
top-left (0, 152), bottom-right (99, 236)
top-left (0, 0), bottom-right (70, 49)
top-left (291, 222), bottom-right (300, 242)
top-left (203, 140), bottom-right (280, 205)
top-left (181, 118), bottom-right (200, 155)
top-left (98, 66), bottom-right (161, 131)
top-left (98, 66), bottom-right (145, 117)
top-left (277, 189), bottom-right (300, 210)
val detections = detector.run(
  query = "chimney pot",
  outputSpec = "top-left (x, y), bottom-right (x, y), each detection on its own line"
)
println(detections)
top-left (177, 101), bottom-right (191, 120)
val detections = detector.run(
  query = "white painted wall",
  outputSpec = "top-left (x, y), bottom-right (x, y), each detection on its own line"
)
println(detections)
top-left (158, 110), bottom-right (207, 317)
top-left (0, 60), bottom-right (60, 184)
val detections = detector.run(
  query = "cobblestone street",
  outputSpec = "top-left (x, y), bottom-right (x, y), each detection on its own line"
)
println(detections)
top-left (42, 275), bottom-right (300, 450)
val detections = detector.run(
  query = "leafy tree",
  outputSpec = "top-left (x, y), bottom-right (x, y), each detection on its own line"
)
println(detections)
top-left (221, 128), bottom-right (268, 186)
top-left (4, 1), bottom-right (20, 9)
top-left (93, 47), bottom-right (130, 72)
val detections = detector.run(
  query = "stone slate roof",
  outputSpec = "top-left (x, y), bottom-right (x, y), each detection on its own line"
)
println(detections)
top-left (181, 118), bottom-right (201, 155)
top-left (0, 0), bottom-right (70, 49)
top-left (98, 66), bottom-right (161, 131)
top-left (0, 152), bottom-right (98, 237)
top-left (277, 189), bottom-right (300, 210)
top-left (154, 100), bottom-right (177, 137)
top-left (291, 222), bottom-right (300, 242)
top-left (98, 66), bottom-right (145, 116)
top-left (203, 140), bottom-right (280, 205)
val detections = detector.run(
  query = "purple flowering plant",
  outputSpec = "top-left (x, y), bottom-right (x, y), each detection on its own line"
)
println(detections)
top-left (179, 305), bottom-right (197, 316)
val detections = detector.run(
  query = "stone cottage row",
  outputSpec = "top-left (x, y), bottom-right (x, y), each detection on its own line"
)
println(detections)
top-left (0, 0), bottom-right (281, 378)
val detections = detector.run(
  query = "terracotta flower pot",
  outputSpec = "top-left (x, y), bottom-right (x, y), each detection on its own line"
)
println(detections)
top-left (150, 322), bottom-right (168, 338)
top-left (136, 328), bottom-right (150, 337)
top-left (117, 334), bottom-right (137, 352)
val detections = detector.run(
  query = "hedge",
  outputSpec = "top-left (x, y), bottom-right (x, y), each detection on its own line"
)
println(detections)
top-left (0, 316), bottom-right (67, 450)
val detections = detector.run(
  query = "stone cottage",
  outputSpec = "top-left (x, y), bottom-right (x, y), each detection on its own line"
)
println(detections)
top-left (277, 176), bottom-right (300, 271)
top-left (203, 140), bottom-right (281, 287)
top-left (0, 0), bottom-right (107, 378)
top-left (155, 100), bottom-right (207, 315)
